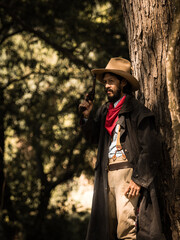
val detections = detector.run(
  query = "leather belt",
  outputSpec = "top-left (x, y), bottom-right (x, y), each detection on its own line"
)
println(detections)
top-left (107, 162), bottom-right (133, 171)
top-left (109, 155), bottom-right (127, 164)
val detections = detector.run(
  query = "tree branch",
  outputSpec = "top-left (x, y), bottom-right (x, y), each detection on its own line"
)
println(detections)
top-left (3, 71), bottom-right (35, 90)
top-left (0, 29), bottom-right (23, 45)
top-left (48, 132), bottom-right (84, 189)
top-left (1, 4), bottom-right (91, 72)
top-left (25, 28), bottom-right (91, 71)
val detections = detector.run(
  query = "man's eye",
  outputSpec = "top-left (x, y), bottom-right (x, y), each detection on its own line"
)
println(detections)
top-left (103, 79), bottom-right (113, 84)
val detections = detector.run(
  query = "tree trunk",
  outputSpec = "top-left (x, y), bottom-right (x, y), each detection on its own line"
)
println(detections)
top-left (26, 187), bottom-right (51, 240)
top-left (0, 88), bottom-right (5, 212)
top-left (121, 0), bottom-right (180, 239)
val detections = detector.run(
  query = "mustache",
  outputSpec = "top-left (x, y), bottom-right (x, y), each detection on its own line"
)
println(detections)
top-left (105, 88), bottom-right (113, 93)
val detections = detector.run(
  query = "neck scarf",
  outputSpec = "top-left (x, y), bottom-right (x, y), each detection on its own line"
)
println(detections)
top-left (105, 95), bottom-right (126, 136)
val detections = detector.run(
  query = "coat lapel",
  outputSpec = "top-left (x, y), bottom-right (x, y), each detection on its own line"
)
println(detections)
top-left (116, 95), bottom-right (134, 138)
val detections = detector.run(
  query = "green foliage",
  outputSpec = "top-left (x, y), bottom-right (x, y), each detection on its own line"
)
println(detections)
top-left (0, 0), bottom-right (128, 239)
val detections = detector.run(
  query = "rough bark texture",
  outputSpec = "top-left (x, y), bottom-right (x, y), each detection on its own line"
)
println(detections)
top-left (121, 0), bottom-right (180, 239)
top-left (0, 88), bottom-right (5, 213)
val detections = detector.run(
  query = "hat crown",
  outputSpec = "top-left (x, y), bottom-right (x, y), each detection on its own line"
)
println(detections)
top-left (91, 57), bottom-right (139, 91)
top-left (106, 57), bottom-right (131, 73)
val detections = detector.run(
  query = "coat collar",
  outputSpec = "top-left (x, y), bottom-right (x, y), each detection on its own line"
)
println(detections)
top-left (105, 94), bottom-right (134, 114)
top-left (117, 95), bottom-right (134, 131)
top-left (118, 94), bottom-right (134, 115)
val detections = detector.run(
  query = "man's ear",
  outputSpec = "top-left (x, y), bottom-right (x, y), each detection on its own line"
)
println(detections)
top-left (121, 79), bottom-right (127, 87)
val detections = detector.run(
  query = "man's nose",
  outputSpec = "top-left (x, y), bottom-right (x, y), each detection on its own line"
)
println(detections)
top-left (105, 83), bottom-right (110, 89)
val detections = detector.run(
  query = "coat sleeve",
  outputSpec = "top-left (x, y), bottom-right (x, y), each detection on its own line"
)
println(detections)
top-left (81, 105), bottom-right (104, 145)
top-left (131, 114), bottom-right (162, 188)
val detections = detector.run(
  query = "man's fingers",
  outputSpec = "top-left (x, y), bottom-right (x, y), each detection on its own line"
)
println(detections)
top-left (128, 188), bottom-right (134, 198)
top-left (127, 188), bottom-right (138, 198)
top-left (78, 98), bottom-right (93, 118)
top-left (125, 186), bottom-right (131, 196)
top-left (136, 188), bottom-right (140, 196)
top-left (131, 189), bottom-right (137, 197)
top-left (79, 100), bottom-right (90, 109)
top-left (125, 180), bottom-right (141, 198)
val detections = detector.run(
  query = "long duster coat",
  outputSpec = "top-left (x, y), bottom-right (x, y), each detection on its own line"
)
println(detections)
top-left (82, 95), bottom-right (163, 240)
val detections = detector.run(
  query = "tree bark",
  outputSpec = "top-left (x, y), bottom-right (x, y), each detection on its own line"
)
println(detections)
top-left (121, 0), bottom-right (180, 239)
top-left (0, 88), bottom-right (5, 212)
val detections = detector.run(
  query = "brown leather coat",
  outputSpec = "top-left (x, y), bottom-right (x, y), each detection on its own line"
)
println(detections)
top-left (82, 95), bottom-right (163, 240)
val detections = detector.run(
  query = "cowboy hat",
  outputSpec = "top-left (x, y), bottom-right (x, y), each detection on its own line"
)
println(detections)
top-left (91, 57), bottom-right (140, 91)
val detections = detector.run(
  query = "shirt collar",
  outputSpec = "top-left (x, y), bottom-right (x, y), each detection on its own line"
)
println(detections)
top-left (114, 95), bottom-right (125, 108)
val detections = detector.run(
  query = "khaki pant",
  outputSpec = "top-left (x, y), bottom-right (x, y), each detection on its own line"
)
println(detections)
top-left (108, 165), bottom-right (139, 240)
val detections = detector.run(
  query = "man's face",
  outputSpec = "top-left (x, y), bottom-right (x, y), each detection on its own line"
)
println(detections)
top-left (103, 73), bottom-right (126, 102)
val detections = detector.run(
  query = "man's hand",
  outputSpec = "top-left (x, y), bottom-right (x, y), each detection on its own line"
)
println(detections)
top-left (125, 180), bottom-right (141, 199)
top-left (78, 95), bottom-right (93, 119)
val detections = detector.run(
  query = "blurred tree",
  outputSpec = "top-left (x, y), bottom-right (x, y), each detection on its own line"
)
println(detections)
top-left (121, 0), bottom-right (180, 239)
top-left (0, 0), bottom-right (128, 68)
top-left (0, 0), bottom-right (128, 239)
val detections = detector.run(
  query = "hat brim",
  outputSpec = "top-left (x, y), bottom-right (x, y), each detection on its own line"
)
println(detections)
top-left (91, 68), bottom-right (140, 91)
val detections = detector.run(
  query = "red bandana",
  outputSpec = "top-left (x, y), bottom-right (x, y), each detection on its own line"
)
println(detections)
top-left (105, 95), bottom-right (126, 136)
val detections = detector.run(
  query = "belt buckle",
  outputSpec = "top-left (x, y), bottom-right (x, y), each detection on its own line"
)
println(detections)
top-left (122, 153), bottom-right (127, 160)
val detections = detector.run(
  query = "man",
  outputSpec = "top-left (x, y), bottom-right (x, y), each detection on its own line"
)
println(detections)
top-left (79, 57), bottom-right (163, 240)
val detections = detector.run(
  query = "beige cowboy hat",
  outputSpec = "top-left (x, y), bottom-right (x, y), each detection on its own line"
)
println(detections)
top-left (91, 57), bottom-right (140, 91)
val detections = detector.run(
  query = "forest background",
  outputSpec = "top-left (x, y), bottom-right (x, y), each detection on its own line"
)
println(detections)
top-left (0, 1), bottom-right (179, 240)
